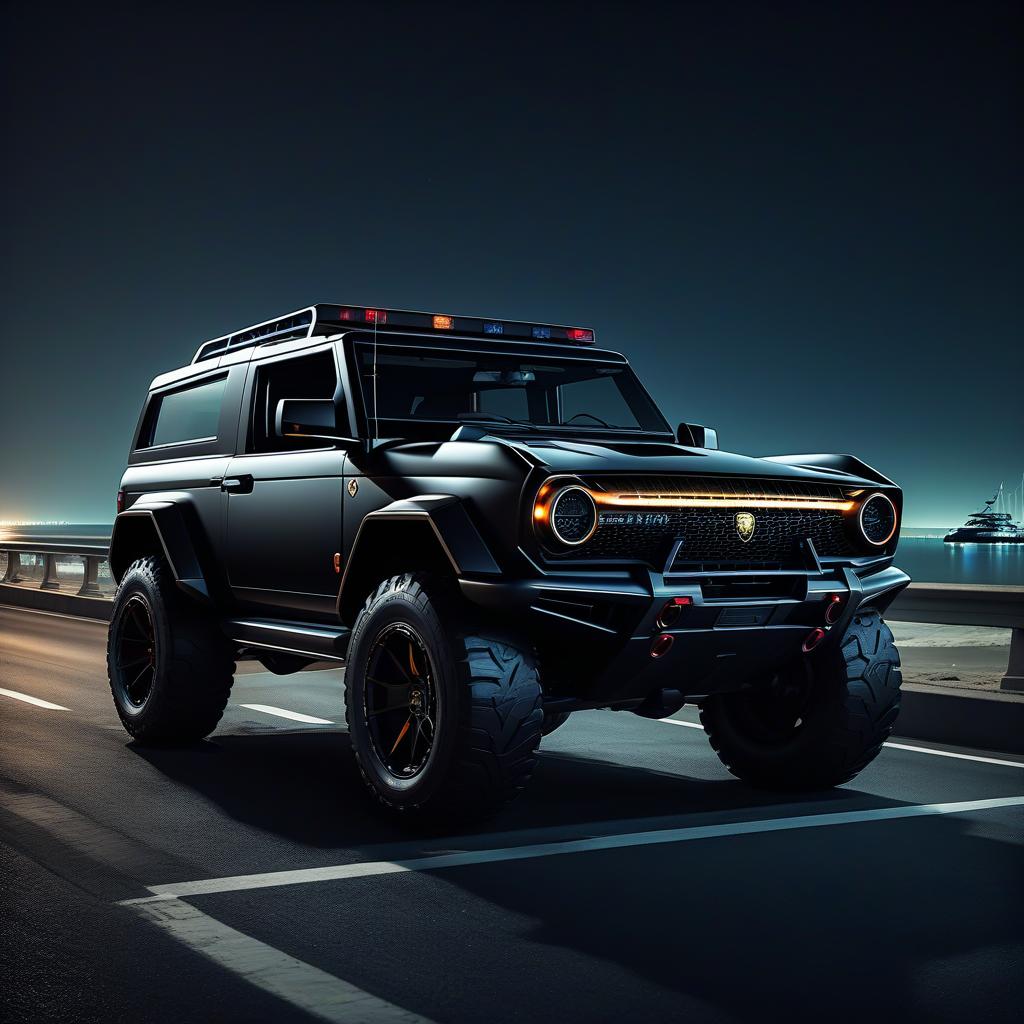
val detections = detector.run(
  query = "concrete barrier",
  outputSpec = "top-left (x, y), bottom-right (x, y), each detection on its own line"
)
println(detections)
top-left (887, 583), bottom-right (1024, 692)
top-left (895, 684), bottom-right (1024, 754)
top-left (0, 582), bottom-right (112, 620)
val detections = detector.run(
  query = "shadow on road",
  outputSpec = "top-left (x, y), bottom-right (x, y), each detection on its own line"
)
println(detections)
top-left (130, 730), bottom-right (1024, 1024)
top-left (131, 726), bottom-right (888, 850)
top-left (446, 812), bottom-right (1024, 1023)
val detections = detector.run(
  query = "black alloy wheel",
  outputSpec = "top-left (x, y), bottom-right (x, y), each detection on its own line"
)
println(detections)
top-left (723, 661), bottom-right (816, 743)
top-left (112, 593), bottom-right (158, 709)
top-left (364, 622), bottom-right (438, 779)
top-left (345, 573), bottom-right (544, 820)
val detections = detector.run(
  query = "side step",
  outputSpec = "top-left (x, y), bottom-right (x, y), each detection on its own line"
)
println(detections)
top-left (224, 618), bottom-right (351, 662)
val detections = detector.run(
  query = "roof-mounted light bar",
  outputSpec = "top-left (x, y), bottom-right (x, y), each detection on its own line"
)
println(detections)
top-left (330, 305), bottom-right (595, 344)
top-left (191, 303), bottom-right (596, 364)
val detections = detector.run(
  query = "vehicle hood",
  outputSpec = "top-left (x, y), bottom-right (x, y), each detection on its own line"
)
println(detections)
top-left (499, 436), bottom-right (890, 489)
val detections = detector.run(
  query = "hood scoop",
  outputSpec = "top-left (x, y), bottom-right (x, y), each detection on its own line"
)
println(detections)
top-left (520, 438), bottom-right (701, 459)
top-left (597, 443), bottom-right (699, 458)
top-left (450, 424), bottom-right (491, 441)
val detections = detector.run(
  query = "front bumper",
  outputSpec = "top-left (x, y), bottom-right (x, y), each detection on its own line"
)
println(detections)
top-left (459, 563), bottom-right (910, 701)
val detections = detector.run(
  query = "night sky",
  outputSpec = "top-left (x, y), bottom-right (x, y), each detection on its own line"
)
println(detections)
top-left (1, 1), bottom-right (1020, 527)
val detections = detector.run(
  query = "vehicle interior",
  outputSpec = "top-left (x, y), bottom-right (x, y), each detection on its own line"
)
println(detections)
top-left (352, 341), bottom-right (670, 438)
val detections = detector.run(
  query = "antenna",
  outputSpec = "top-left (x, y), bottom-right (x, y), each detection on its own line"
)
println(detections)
top-left (372, 316), bottom-right (379, 442)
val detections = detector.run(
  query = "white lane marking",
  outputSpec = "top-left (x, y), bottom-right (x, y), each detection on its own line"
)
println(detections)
top-left (883, 741), bottom-right (1024, 769)
top-left (0, 687), bottom-right (69, 711)
top-left (132, 795), bottom-right (1024, 901)
top-left (130, 897), bottom-right (432, 1024)
top-left (237, 704), bottom-right (334, 725)
top-left (658, 717), bottom-right (1024, 768)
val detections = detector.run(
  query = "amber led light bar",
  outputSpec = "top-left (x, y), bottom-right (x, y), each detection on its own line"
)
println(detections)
top-left (589, 492), bottom-right (855, 512)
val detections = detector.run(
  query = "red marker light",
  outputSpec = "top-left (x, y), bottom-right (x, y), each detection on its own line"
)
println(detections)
top-left (650, 634), bottom-right (675, 659)
top-left (802, 628), bottom-right (826, 653)
top-left (364, 309), bottom-right (387, 324)
top-left (657, 595), bottom-right (693, 629)
top-left (566, 328), bottom-right (594, 343)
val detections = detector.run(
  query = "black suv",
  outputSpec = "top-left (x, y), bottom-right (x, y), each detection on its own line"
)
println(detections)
top-left (108, 304), bottom-right (909, 820)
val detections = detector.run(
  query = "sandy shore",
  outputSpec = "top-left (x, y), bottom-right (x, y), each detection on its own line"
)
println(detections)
top-left (889, 622), bottom-right (1011, 691)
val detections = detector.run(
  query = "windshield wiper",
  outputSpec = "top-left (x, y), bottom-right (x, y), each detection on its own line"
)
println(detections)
top-left (456, 413), bottom-right (540, 431)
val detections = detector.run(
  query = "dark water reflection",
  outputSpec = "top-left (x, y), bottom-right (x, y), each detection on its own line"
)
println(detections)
top-left (898, 537), bottom-right (1024, 585)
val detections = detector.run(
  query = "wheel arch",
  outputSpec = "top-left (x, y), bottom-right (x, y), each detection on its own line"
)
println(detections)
top-left (109, 502), bottom-right (212, 604)
top-left (337, 495), bottom-right (501, 625)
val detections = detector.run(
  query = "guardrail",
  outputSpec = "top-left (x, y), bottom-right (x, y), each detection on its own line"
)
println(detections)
top-left (1, 537), bottom-right (1021, 690)
top-left (1, 539), bottom-right (111, 597)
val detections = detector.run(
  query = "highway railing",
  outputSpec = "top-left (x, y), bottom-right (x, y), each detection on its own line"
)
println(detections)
top-left (0, 537), bottom-right (113, 598)
top-left (1, 536), bottom-right (1021, 690)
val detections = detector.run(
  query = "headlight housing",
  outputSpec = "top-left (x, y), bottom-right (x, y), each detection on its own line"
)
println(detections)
top-left (534, 481), bottom-right (598, 547)
top-left (858, 492), bottom-right (898, 547)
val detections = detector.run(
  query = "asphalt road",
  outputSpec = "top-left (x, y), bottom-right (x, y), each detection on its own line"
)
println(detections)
top-left (2, 604), bottom-right (1022, 1024)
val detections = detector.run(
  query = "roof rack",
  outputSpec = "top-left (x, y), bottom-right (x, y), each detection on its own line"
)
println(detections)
top-left (192, 307), bottom-right (319, 363)
top-left (191, 304), bottom-right (597, 364)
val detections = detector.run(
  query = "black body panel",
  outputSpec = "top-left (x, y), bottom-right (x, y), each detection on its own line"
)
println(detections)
top-left (111, 318), bottom-right (910, 703)
top-left (223, 448), bottom-right (344, 615)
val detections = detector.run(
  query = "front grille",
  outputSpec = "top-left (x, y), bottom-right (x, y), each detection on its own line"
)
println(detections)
top-left (548, 475), bottom-right (857, 569)
top-left (665, 507), bottom-right (854, 569)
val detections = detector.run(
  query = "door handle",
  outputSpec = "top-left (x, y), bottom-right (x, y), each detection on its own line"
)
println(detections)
top-left (221, 475), bottom-right (254, 494)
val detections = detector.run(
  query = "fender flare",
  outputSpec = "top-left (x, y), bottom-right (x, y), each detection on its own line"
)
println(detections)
top-left (109, 500), bottom-right (212, 604)
top-left (337, 495), bottom-right (500, 622)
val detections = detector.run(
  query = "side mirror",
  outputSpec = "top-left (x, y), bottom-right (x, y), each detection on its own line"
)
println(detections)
top-left (677, 422), bottom-right (719, 450)
top-left (275, 399), bottom-right (354, 443)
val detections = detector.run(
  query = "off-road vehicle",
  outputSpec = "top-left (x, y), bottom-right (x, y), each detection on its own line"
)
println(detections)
top-left (108, 304), bottom-right (909, 819)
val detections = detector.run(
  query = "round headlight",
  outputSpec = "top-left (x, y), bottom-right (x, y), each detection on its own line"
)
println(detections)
top-left (547, 485), bottom-right (598, 546)
top-left (858, 492), bottom-right (897, 547)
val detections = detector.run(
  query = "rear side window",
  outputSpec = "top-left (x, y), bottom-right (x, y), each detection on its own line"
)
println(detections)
top-left (143, 376), bottom-right (226, 448)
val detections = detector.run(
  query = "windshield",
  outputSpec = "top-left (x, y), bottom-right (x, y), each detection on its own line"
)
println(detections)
top-left (352, 342), bottom-right (671, 437)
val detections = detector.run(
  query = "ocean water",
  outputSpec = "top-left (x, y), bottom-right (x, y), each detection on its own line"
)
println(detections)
top-left (3, 525), bottom-right (1022, 586)
top-left (895, 536), bottom-right (1023, 586)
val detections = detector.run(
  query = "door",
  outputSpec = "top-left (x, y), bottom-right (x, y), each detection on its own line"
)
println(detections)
top-left (224, 346), bottom-right (345, 617)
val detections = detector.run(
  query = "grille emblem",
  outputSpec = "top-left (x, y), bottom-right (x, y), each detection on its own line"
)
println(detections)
top-left (735, 512), bottom-right (756, 543)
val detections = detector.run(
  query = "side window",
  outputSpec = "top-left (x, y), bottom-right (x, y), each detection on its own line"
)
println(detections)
top-left (143, 376), bottom-right (226, 448)
top-left (248, 349), bottom-right (340, 453)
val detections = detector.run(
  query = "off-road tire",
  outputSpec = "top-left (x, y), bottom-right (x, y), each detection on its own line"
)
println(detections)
top-left (699, 608), bottom-right (902, 789)
top-left (107, 555), bottom-right (235, 743)
top-left (345, 573), bottom-right (543, 821)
